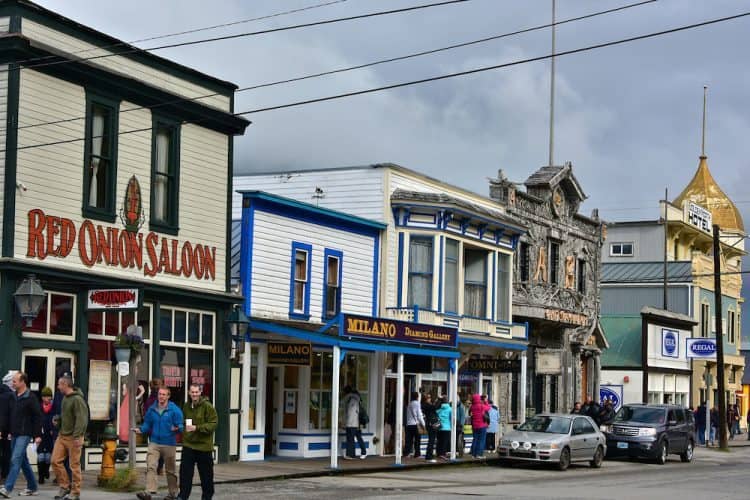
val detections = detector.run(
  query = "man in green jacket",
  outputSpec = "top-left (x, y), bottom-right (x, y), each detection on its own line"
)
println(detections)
top-left (178, 384), bottom-right (217, 500)
top-left (51, 375), bottom-right (88, 500)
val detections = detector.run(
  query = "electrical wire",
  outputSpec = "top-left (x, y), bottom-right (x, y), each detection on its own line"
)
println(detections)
top-left (3, 10), bottom-right (749, 155)
top-left (4, 0), bottom-right (657, 134)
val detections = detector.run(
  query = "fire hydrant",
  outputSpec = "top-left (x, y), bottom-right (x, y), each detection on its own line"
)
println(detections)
top-left (99, 423), bottom-right (118, 481)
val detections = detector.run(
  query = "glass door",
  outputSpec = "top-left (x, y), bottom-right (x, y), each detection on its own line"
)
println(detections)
top-left (22, 348), bottom-right (76, 399)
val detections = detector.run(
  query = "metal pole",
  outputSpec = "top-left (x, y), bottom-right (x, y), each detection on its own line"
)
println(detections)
top-left (128, 357), bottom-right (136, 469)
top-left (712, 224), bottom-right (727, 449)
top-left (395, 353), bottom-right (404, 466)
top-left (449, 360), bottom-right (457, 461)
top-left (520, 352), bottom-right (527, 422)
top-left (663, 188), bottom-right (669, 311)
top-left (331, 345), bottom-right (341, 469)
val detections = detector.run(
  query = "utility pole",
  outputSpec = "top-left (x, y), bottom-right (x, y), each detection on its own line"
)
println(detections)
top-left (712, 224), bottom-right (727, 449)
top-left (662, 187), bottom-right (669, 311)
top-left (548, 0), bottom-right (556, 167)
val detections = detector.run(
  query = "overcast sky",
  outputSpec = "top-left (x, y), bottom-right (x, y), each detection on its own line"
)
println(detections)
top-left (35, 0), bottom-right (750, 340)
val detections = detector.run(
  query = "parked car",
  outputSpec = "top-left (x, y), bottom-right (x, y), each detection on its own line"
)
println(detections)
top-left (497, 413), bottom-right (606, 471)
top-left (602, 404), bottom-right (695, 464)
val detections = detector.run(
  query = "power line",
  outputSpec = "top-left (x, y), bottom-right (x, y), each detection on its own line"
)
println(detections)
top-left (3, 0), bottom-right (470, 74)
top-left (6, 0), bottom-right (657, 134)
top-left (5, 10), bottom-right (749, 155)
top-left (9, 0), bottom-right (350, 68)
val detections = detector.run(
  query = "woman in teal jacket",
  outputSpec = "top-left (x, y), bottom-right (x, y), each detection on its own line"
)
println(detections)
top-left (435, 397), bottom-right (452, 459)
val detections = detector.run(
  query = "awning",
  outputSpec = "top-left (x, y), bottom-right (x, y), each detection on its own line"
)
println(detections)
top-left (458, 333), bottom-right (528, 351)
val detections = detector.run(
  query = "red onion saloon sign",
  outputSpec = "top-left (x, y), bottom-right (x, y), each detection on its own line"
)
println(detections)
top-left (25, 209), bottom-right (217, 280)
top-left (87, 288), bottom-right (139, 311)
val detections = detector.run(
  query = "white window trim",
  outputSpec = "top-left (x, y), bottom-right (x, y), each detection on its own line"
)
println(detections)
top-left (609, 242), bottom-right (634, 257)
top-left (22, 291), bottom-right (77, 340)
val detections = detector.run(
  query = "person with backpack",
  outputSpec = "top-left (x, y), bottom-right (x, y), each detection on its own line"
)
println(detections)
top-left (469, 394), bottom-right (491, 459)
top-left (341, 386), bottom-right (366, 460)
top-left (50, 375), bottom-right (88, 500)
top-left (421, 393), bottom-right (440, 462)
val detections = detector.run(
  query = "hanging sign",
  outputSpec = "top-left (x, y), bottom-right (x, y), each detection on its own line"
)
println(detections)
top-left (465, 359), bottom-right (521, 373)
top-left (686, 338), bottom-right (717, 359)
top-left (661, 328), bottom-right (679, 358)
top-left (87, 288), bottom-right (140, 311)
top-left (267, 342), bottom-right (312, 366)
top-left (342, 314), bottom-right (458, 348)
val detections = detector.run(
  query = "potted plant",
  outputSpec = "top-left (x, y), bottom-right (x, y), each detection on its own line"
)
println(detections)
top-left (114, 332), bottom-right (145, 362)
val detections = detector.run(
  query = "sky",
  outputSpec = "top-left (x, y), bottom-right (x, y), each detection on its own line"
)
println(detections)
top-left (34, 0), bottom-right (750, 341)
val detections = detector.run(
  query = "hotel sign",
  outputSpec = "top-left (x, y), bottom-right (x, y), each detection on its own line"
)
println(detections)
top-left (685, 202), bottom-right (712, 233)
top-left (342, 314), bottom-right (458, 348)
top-left (267, 342), bottom-right (312, 366)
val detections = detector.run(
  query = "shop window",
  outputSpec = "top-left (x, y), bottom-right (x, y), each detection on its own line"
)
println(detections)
top-left (648, 392), bottom-right (661, 404)
top-left (23, 292), bottom-right (75, 339)
top-left (247, 347), bottom-right (259, 431)
top-left (150, 118), bottom-right (180, 234)
top-left (444, 238), bottom-right (459, 313)
top-left (289, 242), bottom-right (312, 319)
top-left (464, 248), bottom-right (487, 317)
top-left (310, 351), bottom-right (333, 430)
top-left (700, 303), bottom-right (710, 338)
top-left (340, 354), bottom-right (370, 427)
top-left (283, 366), bottom-right (300, 429)
top-left (158, 306), bottom-right (215, 404)
top-left (323, 249), bottom-right (342, 319)
top-left (407, 236), bottom-right (433, 309)
top-left (82, 94), bottom-right (118, 221)
top-left (496, 252), bottom-right (511, 322)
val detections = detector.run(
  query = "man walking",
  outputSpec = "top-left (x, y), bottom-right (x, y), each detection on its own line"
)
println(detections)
top-left (0, 372), bottom-right (41, 497)
top-left (178, 384), bottom-right (217, 500)
top-left (50, 375), bottom-right (87, 500)
top-left (341, 386), bottom-right (366, 460)
top-left (136, 386), bottom-right (183, 500)
top-left (0, 371), bottom-right (16, 481)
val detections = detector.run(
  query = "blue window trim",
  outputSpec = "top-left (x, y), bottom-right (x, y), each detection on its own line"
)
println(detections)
top-left (438, 235), bottom-right (444, 313)
top-left (397, 233), bottom-right (404, 308)
top-left (491, 252), bottom-right (497, 323)
top-left (407, 235), bottom-right (434, 309)
top-left (322, 248), bottom-right (343, 320)
top-left (240, 198), bottom-right (255, 318)
top-left (371, 235), bottom-right (379, 317)
top-left (289, 241), bottom-right (312, 320)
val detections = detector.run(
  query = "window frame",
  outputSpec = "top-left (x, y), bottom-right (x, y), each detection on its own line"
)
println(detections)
top-left (577, 258), bottom-right (586, 294)
top-left (407, 235), bottom-right (434, 309)
top-left (610, 242), bottom-right (634, 257)
top-left (289, 242), bottom-right (312, 320)
top-left (463, 246), bottom-right (488, 318)
top-left (727, 309), bottom-right (736, 344)
top-left (496, 251), bottom-right (511, 322)
top-left (149, 115), bottom-right (181, 235)
top-left (443, 238), bottom-right (459, 314)
top-left (21, 291), bottom-right (77, 340)
top-left (518, 241), bottom-right (530, 282)
top-left (82, 92), bottom-right (119, 222)
top-left (700, 303), bottom-right (710, 338)
top-left (322, 248), bottom-right (343, 319)
top-left (549, 240), bottom-right (560, 285)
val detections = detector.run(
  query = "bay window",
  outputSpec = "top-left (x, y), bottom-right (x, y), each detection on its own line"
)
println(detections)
top-left (496, 252), bottom-right (511, 322)
top-left (464, 248), bottom-right (487, 317)
top-left (444, 239), bottom-right (459, 313)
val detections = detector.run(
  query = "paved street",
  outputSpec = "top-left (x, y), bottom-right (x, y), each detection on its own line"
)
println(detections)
top-left (17, 445), bottom-right (750, 499)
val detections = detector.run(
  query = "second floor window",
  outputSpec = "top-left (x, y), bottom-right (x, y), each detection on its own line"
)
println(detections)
top-left (408, 236), bottom-right (433, 308)
top-left (290, 242), bottom-right (312, 318)
top-left (151, 119), bottom-right (180, 233)
top-left (323, 250), bottom-right (342, 319)
top-left (464, 248), bottom-right (487, 317)
top-left (728, 310), bottom-right (736, 343)
top-left (577, 258), bottom-right (586, 294)
top-left (700, 303), bottom-right (710, 337)
top-left (83, 96), bottom-right (118, 220)
top-left (610, 242), bottom-right (634, 256)
top-left (444, 239), bottom-right (459, 313)
top-left (519, 241), bottom-right (530, 282)
top-left (549, 241), bottom-right (560, 285)
top-left (496, 253), bottom-right (511, 321)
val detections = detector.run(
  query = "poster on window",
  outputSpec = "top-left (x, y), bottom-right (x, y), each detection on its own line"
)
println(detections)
top-left (88, 360), bottom-right (113, 420)
top-left (284, 391), bottom-right (296, 414)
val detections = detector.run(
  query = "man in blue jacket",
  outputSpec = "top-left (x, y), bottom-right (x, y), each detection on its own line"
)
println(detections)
top-left (135, 386), bottom-right (183, 500)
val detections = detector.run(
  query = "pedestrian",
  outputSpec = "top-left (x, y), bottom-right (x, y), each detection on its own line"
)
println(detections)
top-left (341, 386), bottom-right (366, 460)
top-left (37, 387), bottom-right (55, 485)
top-left (485, 400), bottom-right (500, 452)
top-left (570, 401), bottom-right (582, 414)
top-left (582, 395), bottom-right (601, 425)
top-left (435, 396), bottom-right (452, 459)
top-left (178, 384), bottom-right (218, 500)
top-left (50, 375), bottom-right (87, 500)
top-left (746, 408), bottom-right (750, 441)
top-left (709, 406), bottom-right (718, 446)
top-left (0, 371), bottom-right (16, 481)
top-left (0, 371), bottom-right (42, 498)
top-left (599, 400), bottom-right (615, 425)
top-left (468, 394), bottom-right (490, 459)
top-left (143, 379), bottom-right (165, 476)
top-left (728, 404), bottom-right (740, 439)
top-left (455, 398), bottom-right (466, 457)
top-left (694, 402), bottom-right (707, 446)
top-left (404, 392), bottom-right (424, 458)
top-left (421, 393), bottom-right (440, 462)
top-left (135, 386), bottom-right (183, 500)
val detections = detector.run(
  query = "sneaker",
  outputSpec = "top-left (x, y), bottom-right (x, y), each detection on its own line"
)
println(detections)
top-left (18, 490), bottom-right (38, 497)
top-left (360, 454), bottom-right (367, 460)
top-left (53, 489), bottom-right (70, 500)
top-left (428, 459), bottom-right (437, 463)
top-left (0, 488), bottom-right (10, 499)
top-left (341, 455), bottom-right (353, 460)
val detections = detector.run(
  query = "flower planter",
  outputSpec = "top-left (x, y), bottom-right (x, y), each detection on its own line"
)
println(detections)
top-left (114, 347), bottom-right (131, 363)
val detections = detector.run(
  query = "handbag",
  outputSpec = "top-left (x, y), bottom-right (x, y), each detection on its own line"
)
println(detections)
top-left (483, 410), bottom-right (490, 425)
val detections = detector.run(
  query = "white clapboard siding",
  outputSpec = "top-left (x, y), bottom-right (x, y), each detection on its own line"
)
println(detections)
top-left (250, 210), bottom-right (376, 320)
top-left (0, 64), bottom-right (7, 244)
top-left (21, 19), bottom-right (229, 112)
top-left (13, 69), bottom-right (228, 292)
top-left (233, 168), bottom-right (386, 222)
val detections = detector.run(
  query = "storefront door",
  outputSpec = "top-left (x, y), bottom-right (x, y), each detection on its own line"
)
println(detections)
top-left (22, 348), bottom-right (76, 399)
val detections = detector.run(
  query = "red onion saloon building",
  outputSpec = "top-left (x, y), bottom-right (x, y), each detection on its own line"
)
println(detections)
top-left (0, 0), bottom-right (248, 466)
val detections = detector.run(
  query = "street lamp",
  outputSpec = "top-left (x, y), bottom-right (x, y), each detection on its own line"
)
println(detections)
top-left (13, 274), bottom-right (46, 327)
top-left (225, 305), bottom-right (249, 355)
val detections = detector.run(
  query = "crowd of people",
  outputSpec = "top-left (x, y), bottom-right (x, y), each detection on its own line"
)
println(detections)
top-left (693, 402), bottom-right (747, 446)
top-left (570, 395), bottom-right (616, 425)
top-left (0, 371), bottom-right (217, 500)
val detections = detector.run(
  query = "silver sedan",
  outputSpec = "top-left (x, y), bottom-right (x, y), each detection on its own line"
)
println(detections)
top-left (497, 413), bottom-right (607, 471)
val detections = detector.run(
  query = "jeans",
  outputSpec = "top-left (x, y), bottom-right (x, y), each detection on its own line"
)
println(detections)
top-left (4, 436), bottom-right (38, 493)
top-left (179, 446), bottom-right (214, 500)
top-left (424, 428), bottom-right (437, 459)
top-left (345, 427), bottom-right (366, 458)
top-left (709, 426), bottom-right (717, 444)
top-left (470, 427), bottom-right (488, 458)
top-left (404, 425), bottom-right (421, 457)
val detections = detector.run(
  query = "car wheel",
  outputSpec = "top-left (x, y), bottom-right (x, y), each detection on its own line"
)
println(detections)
top-left (590, 445), bottom-right (604, 468)
top-left (655, 440), bottom-right (668, 465)
top-left (557, 447), bottom-right (571, 471)
top-left (680, 440), bottom-right (694, 463)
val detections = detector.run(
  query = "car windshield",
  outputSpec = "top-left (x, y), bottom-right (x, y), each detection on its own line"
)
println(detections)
top-left (614, 407), bottom-right (666, 424)
top-left (517, 416), bottom-right (571, 434)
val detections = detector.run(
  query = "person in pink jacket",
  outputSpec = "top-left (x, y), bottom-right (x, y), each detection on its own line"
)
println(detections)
top-left (469, 394), bottom-right (491, 458)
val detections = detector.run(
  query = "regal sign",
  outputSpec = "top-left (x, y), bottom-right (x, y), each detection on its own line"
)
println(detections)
top-left (686, 338), bottom-right (717, 359)
top-left (267, 342), bottom-right (312, 366)
top-left (26, 209), bottom-right (216, 280)
top-left (87, 288), bottom-right (140, 311)
top-left (342, 314), bottom-right (458, 348)
top-left (465, 359), bottom-right (521, 373)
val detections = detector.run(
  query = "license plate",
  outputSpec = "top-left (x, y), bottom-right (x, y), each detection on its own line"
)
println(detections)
top-left (617, 442), bottom-right (628, 449)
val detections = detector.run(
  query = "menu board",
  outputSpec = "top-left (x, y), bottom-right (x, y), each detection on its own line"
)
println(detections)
top-left (88, 360), bottom-right (113, 420)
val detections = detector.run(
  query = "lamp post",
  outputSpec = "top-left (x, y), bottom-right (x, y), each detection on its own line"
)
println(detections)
top-left (13, 274), bottom-right (46, 326)
top-left (225, 305), bottom-right (249, 357)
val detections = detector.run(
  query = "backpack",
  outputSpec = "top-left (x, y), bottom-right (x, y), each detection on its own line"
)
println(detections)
top-left (358, 401), bottom-right (369, 426)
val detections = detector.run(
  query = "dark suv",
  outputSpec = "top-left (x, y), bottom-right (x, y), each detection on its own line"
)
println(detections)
top-left (602, 404), bottom-right (695, 464)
